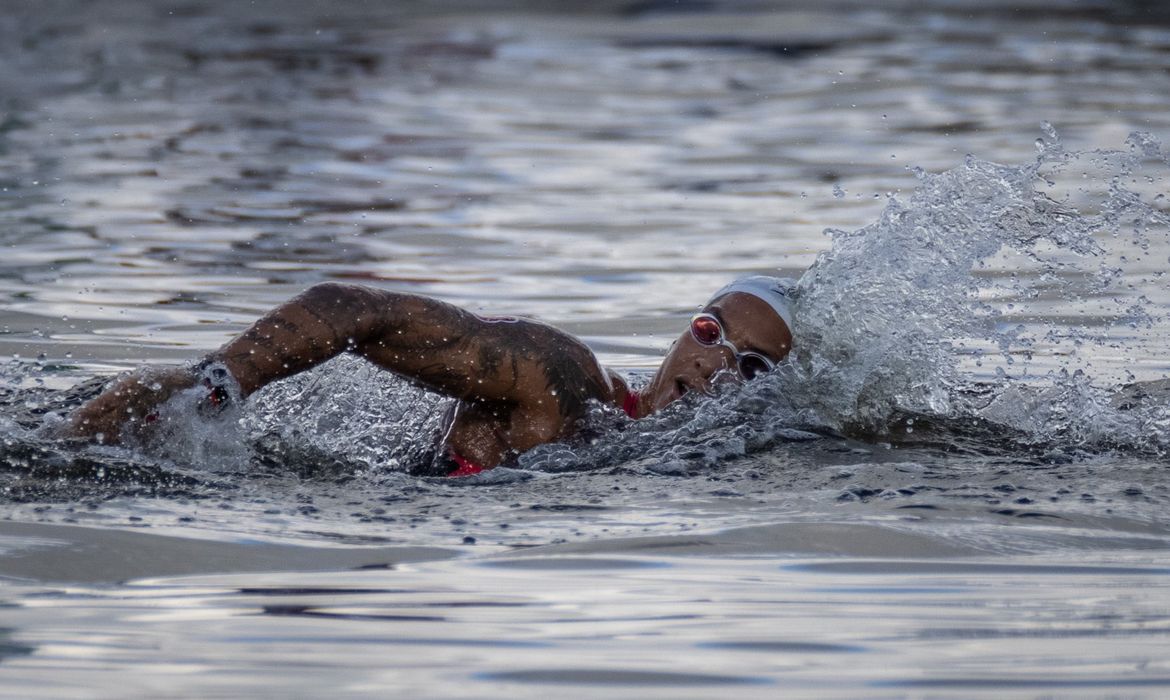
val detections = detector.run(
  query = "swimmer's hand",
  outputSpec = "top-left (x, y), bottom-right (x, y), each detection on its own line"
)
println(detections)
top-left (63, 366), bottom-right (197, 444)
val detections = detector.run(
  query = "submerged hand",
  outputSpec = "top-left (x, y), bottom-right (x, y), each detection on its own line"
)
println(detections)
top-left (64, 366), bottom-right (197, 444)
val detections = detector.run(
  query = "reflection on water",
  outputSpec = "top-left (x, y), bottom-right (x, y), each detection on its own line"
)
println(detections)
top-left (3, 0), bottom-right (1170, 695)
top-left (2, 523), bottom-right (1169, 698)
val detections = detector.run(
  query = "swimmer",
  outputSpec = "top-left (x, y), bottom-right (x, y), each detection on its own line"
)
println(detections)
top-left (65, 276), bottom-right (794, 476)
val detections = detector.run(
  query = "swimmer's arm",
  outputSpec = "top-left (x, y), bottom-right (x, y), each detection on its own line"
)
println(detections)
top-left (67, 282), bottom-right (458, 442)
top-left (67, 282), bottom-right (611, 442)
top-left (208, 282), bottom-right (614, 414)
top-left (213, 282), bottom-right (601, 404)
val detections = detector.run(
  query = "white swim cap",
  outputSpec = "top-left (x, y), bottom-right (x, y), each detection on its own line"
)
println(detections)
top-left (708, 275), bottom-right (796, 332)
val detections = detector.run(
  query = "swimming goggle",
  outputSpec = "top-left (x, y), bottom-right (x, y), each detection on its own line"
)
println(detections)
top-left (689, 313), bottom-right (776, 380)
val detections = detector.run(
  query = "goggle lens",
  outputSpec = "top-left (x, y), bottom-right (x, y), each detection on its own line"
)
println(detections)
top-left (690, 315), bottom-right (723, 345)
top-left (689, 312), bottom-right (777, 381)
top-left (738, 353), bottom-right (772, 380)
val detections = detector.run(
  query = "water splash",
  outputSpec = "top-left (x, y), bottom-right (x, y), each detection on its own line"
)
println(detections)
top-left (784, 127), bottom-right (1170, 452)
top-left (511, 127), bottom-right (1170, 471)
top-left (239, 354), bottom-right (449, 475)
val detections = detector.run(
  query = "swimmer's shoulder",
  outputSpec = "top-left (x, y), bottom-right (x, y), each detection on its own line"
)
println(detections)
top-left (469, 312), bottom-right (619, 405)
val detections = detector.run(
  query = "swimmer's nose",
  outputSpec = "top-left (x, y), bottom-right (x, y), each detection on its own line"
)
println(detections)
top-left (693, 347), bottom-right (733, 381)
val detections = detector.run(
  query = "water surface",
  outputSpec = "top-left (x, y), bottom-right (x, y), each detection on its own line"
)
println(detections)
top-left (2, 0), bottom-right (1170, 696)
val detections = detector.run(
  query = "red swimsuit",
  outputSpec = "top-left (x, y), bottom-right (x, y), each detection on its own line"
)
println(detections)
top-left (445, 451), bottom-right (489, 478)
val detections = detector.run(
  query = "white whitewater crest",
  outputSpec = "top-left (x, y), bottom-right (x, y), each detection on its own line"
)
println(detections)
top-left (781, 126), bottom-right (1170, 454)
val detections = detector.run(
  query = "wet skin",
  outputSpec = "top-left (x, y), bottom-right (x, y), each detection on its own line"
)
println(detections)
top-left (67, 283), bottom-right (792, 467)
top-left (636, 292), bottom-right (792, 416)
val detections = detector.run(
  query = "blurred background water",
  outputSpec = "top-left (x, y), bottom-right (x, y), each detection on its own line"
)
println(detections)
top-left (2, 0), bottom-right (1170, 696)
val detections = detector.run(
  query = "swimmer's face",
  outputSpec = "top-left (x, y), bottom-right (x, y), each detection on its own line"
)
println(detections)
top-left (643, 292), bottom-right (792, 414)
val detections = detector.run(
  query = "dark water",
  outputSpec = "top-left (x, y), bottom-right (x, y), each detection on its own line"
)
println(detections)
top-left (2, 0), bottom-right (1170, 696)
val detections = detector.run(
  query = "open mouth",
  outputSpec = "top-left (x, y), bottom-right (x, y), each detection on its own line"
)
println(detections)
top-left (675, 379), bottom-right (689, 398)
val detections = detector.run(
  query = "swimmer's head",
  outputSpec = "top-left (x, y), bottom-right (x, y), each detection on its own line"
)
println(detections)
top-left (641, 275), bottom-right (795, 414)
top-left (706, 276), bottom-right (795, 334)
